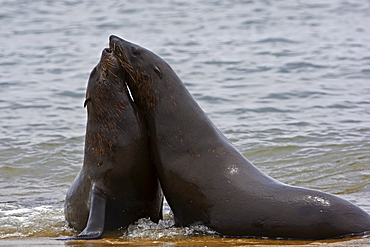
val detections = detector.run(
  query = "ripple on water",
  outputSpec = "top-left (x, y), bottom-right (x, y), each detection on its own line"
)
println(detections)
top-left (0, 204), bottom-right (71, 239)
top-left (256, 38), bottom-right (301, 44)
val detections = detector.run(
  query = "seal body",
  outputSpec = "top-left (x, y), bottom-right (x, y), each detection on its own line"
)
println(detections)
top-left (109, 35), bottom-right (370, 240)
top-left (64, 48), bottom-right (163, 239)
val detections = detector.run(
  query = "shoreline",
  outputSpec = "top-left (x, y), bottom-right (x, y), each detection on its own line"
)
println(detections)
top-left (1, 236), bottom-right (369, 247)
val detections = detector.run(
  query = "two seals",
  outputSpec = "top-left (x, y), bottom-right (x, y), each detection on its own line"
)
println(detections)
top-left (109, 35), bottom-right (370, 240)
top-left (64, 48), bottom-right (163, 239)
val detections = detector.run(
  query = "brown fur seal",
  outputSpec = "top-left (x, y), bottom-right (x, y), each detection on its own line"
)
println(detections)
top-left (63, 48), bottom-right (163, 240)
top-left (109, 35), bottom-right (370, 240)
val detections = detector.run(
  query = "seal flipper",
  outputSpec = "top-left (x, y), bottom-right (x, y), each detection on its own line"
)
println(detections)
top-left (60, 184), bottom-right (107, 240)
top-left (75, 185), bottom-right (106, 239)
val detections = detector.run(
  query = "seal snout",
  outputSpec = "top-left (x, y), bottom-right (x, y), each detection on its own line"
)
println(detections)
top-left (109, 35), bottom-right (131, 52)
top-left (101, 47), bottom-right (113, 59)
top-left (109, 35), bottom-right (118, 54)
top-left (109, 35), bottom-right (119, 42)
top-left (109, 35), bottom-right (121, 49)
top-left (109, 35), bottom-right (126, 43)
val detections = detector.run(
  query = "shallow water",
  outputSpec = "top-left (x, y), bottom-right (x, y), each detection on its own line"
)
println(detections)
top-left (0, 0), bottom-right (370, 246)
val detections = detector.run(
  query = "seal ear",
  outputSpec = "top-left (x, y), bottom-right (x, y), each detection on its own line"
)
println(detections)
top-left (84, 98), bottom-right (91, 108)
top-left (154, 66), bottom-right (163, 79)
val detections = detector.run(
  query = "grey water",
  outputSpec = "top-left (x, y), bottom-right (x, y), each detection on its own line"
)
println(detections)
top-left (0, 0), bottom-right (370, 245)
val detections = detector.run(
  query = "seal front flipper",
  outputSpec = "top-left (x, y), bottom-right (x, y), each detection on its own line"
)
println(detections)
top-left (75, 183), bottom-right (107, 239)
top-left (56, 184), bottom-right (106, 240)
top-left (65, 184), bottom-right (107, 240)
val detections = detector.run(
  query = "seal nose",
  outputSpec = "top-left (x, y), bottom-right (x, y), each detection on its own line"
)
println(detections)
top-left (109, 35), bottom-right (119, 51)
top-left (109, 35), bottom-right (131, 53)
top-left (109, 35), bottom-right (120, 42)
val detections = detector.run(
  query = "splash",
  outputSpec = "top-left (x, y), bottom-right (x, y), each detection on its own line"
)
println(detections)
top-left (122, 218), bottom-right (216, 240)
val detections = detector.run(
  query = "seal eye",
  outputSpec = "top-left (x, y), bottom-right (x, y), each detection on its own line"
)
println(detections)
top-left (131, 46), bottom-right (139, 56)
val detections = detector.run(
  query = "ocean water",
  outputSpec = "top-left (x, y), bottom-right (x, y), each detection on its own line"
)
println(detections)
top-left (0, 0), bottom-right (370, 246)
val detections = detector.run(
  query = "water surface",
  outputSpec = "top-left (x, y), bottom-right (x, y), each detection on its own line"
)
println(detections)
top-left (1, 0), bottom-right (369, 246)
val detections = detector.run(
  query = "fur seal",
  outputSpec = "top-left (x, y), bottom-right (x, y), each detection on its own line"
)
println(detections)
top-left (109, 35), bottom-right (370, 240)
top-left (63, 48), bottom-right (163, 239)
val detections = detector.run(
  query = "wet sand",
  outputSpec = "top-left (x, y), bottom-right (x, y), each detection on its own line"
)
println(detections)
top-left (1, 236), bottom-right (369, 247)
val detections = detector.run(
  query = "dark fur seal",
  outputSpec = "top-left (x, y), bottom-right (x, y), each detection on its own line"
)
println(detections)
top-left (109, 35), bottom-right (370, 240)
top-left (63, 48), bottom-right (163, 239)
